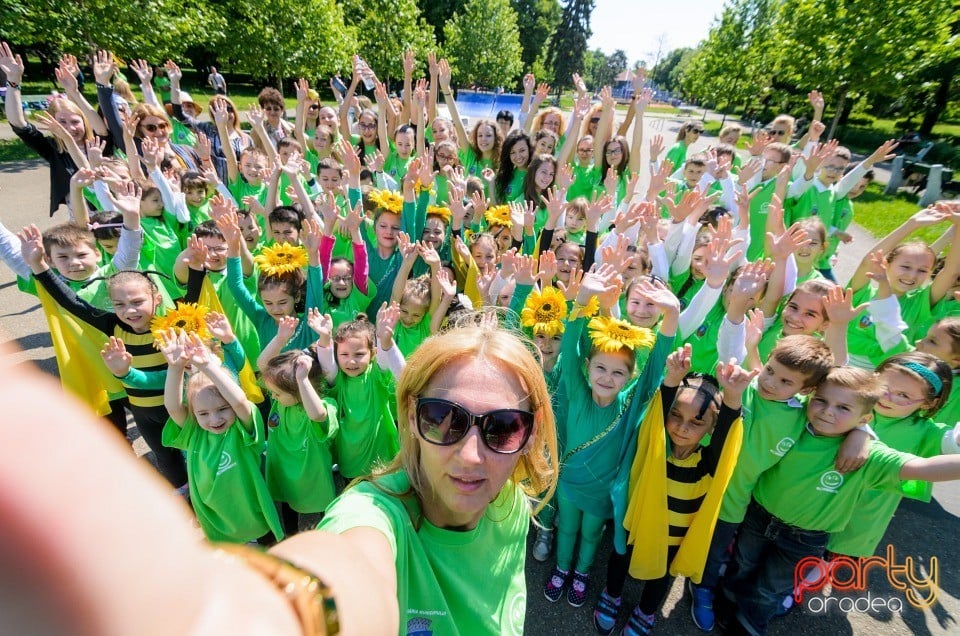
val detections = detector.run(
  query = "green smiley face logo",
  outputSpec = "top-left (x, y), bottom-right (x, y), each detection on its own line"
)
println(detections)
top-left (820, 470), bottom-right (843, 491)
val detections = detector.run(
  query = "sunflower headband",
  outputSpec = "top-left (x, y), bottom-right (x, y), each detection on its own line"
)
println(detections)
top-left (521, 287), bottom-right (568, 337)
top-left (254, 244), bottom-right (308, 277)
top-left (151, 302), bottom-right (211, 346)
top-left (484, 204), bottom-right (512, 228)
top-left (427, 205), bottom-right (452, 224)
top-left (587, 316), bottom-right (655, 353)
top-left (368, 189), bottom-right (404, 215)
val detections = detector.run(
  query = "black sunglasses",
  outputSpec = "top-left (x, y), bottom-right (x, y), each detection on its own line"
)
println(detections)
top-left (416, 397), bottom-right (534, 454)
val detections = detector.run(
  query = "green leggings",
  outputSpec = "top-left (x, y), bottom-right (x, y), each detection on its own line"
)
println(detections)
top-left (556, 497), bottom-right (607, 573)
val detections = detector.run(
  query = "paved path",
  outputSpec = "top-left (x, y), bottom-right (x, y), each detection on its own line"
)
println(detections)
top-left (0, 117), bottom-right (957, 635)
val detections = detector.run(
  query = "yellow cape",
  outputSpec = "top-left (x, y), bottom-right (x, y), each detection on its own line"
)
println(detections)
top-left (36, 284), bottom-right (123, 416)
top-left (622, 392), bottom-right (743, 583)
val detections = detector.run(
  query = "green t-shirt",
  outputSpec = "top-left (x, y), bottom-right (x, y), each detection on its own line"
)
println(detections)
top-left (846, 285), bottom-right (929, 367)
top-left (162, 409), bottom-right (284, 543)
top-left (754, 429), bottom-right (913, 533)
top-left (318, 471), bottom-right (529, 636)
top-left (460, 147), bottom-right (493, 179)
top-left (266, 398), bottom-right (339, 513)
top-left (818, 195), bottom-right (855, 269)
top-left (384, 145), bottom-right (414, 182)
top-left (228, 175), bottom-right (268, 208)
top-left (503, 169), bottom-right (527, 203)
top-left (746, 178), bottom-right (779, 261)
top-left (719, 383), bottom-right (808, 524)
top-left (786, 180), bottom-right (835, 228)
top-left (170, 118), bottom-right (197, 147)
top-left (827, 412), bottom-right (948, 556)
top-left (682, 299), bottom-right (725, 375)
top-left (205, 269), bottom-right (262, 366)
top-left (664, 142), bottom-right (688, 173)
top-left (938, 372), bottom-right (960, 429)
top-left (327, 281), bottom-right (377, 329)
top-left (140, 214), bottom-right (187, 300)
top-left (395, 316), bottom-right (433, 359)
top-left (330, 363), bottom-right (400, 478)
top-left (567, 163), bottom-right (598, 202)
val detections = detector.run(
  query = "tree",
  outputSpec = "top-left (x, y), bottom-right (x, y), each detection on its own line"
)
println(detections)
top-left (443, 0), bottom-right (524, 88)
top-left (217, 0), bottom-right (356, 88)
top-left (607, 49), bottom-right (628, 82)
top-left (512, 0), bottom-right (562, 71)
top-left (342, 0), bottom-right (436, 84)
top-left (545, 0), bottom-right (594, 90)
top-left (418, 0), bottom-right (463, 45)
top-left (650, 47), bottom-right (692, 93)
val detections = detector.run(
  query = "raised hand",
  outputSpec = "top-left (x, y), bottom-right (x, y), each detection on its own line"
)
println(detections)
top-left (0, 42), bottom-right (25, 83)
top-left (205, 312), bottom-right (236, 344)
top-left (436, 268), bottom-right (458, 300)
top-left (184, 234), bottom-right (209, 271)
top-left (499, 247), bottom-right (518, 279)
top-left (578, 262), bottom-right (621, 300)
top-left (100, 337), bottom-right (133, 377)
top-left (744, 308), bottom-right (765, 350)
top-left (164, 60), bottom-right (182, 84)
top-left (306, 309), bottom-right (333, 346)
top-left (246, 103), bottom-right (265, 128)
top-left (129, 59), bottom-right (153, 84)
top-left (649, 134), bottom-right (665, 161)
top-left (54, 57), bottom-right (79, 93)
top-left (541, 187), bottom-right (565, 225)
top-left (557, 267), bottom-right (583, 302)
top-left (71, 167), bottom-right (97, 190)
top-left (376, 302), bottom-right (401, 348)
top-left (183, 332), bottom-right (216, 369)
top-left (512, 253), bottom-right (537, 286)
top-left (865, 140), bottom-right (898, 167)
top-left (716, 358), bottom-right (760, 399)
top-left (157, 329), bottom-right (188, 367)
top-left (418, 242), bottom-right (441, 270)
top-left (294, 354), bottom-right (313, 382)
top-left (276, 315), bottom-right (299, 342)
top-left (17, 225), bottom-right (45, 270)
top-left (703, 236), bottom-right (744, 288)
top-left (768, 223), bottom-right (811, 262)
top-left (365, 149), bottom-right (386, 173)
top-left (106, 180), bottom-right (143, 218)
top-left (92, 50), bottom-right (115, 86)
top-left (301, 216), bottom-right (322, 255)
top-left (538, 250), bottom-right (558, 285)
top-left (34, 111), bottom-right (72, 142)
top-left (822, 285), bottom-right (867, 326)
top-left (665, 343), bottom-right (693, 386)
top-left (397, 232), bottom-right (417, 260)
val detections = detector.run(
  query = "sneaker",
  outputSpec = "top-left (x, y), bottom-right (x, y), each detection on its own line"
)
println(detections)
top-left (544, 567), bottom-right (569, 603)
top-left (774, 594), bottom-right (794, 618)
top-left (688, 579), bottom-right (715, 632)
top-left (532, 527), bottom-right (554, 562)
top-left (593, 588), bottom-right (622, 635)
top-left (622, 605), bottom-right (655, 636)
top-left (568, 570), bottom-right (590, 607)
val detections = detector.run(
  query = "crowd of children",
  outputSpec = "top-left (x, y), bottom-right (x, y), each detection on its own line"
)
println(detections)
top-left (3, 42), bottom-right (960, 635)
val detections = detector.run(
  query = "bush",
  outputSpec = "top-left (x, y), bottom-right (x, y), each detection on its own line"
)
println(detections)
top-left (845, 114), bottom-right (875, 126)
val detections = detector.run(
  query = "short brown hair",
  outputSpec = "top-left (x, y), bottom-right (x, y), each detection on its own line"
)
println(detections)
top-left (42, 223), bottom-right (97, 255)
top-left (764, 142), bottom-right (793, 164)
top-left (769, 335), bottom-right (834, 388)
top-left (257, 87), bottom-right (284, 110)
top-left (819, 366), bottom-right (884, 412)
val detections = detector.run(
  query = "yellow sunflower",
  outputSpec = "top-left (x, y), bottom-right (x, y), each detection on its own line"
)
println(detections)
top-left (151, 302), bottom-right (211, 345)
top-left (414, 180), bottom-right (435, 196)
top-left (427, 205), bottom-right (452, 223)
top-left (254, 243), bottom-right (309, 277)
top-left (368, 189), bottom-right (404, 214)
top-left (587, 316), bottom-right (655, 353)
top-left (484, 204), bottom-right (512, 228)
top-left (569, 295), bottom-right (600, 321)
top-left (521, 287), bottom-right (568, 336)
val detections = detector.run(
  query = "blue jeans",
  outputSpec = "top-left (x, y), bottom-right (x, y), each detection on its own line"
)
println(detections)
top-left (699, 518), bottom-right (739, 589)
top-left (719, 500), bottom-right (828, 635)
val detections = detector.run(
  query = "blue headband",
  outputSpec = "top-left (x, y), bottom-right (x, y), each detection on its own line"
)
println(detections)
top-left (901, 361), bottom-right (943, 396)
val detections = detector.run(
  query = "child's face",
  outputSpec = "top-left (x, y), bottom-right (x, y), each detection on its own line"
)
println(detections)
top-left (318, 168), bottom-right (342, 192)
top-left (720, 130), bottom-right (741, 146)
top-left (318, 106), bottom-right (338, 129)
top-left (264, 378), bottom-right (299, 407)
top-left (192, 386), bottom-right (236, 434)
top-left (917, 323), bottom-right (960, 368)
top-left (757, 358), bottom-right (813, 402)
top-left (496, 278), bottom-right (515, 308)
top-left (140, 190), bottom-right (164, 217)
top-left (432, 120), bottom-right (452, 144)
top-left (260, 286), bottom-right (296, 320)
top-left (762, 149), bottom-right (786, 180)
top-left (421, 217), bottom-right (446, 251)
top-left (399, 295), bottom-right (429, 328)
top-left (795, 230), bottom-right (824, 267)
top-left (374, 212), bottom-right (401, 250)
top-left (875, 367), bottom-right (933, 419)
top-left (201, 236), bottom-right (228, 271)
top-left (534, 160), bottom-right (556, 190)
top-left (358, 113), bottom-right (377, 144)
top-left (328, 261), bottom-right (354, 299)
top-left (683, 164), bottom-right (706, 188)
top-left (436, 146), bottom-right (457, 169)
top-left (270, 222), bottom-right (300, 246)
top-left (818, 156), bottom-right (849, 186)
top-left (314, 131), bottom-right (332, 153)
top-left (689, 245), bottom-right (710, 281)
top-left (807, 382), bottom-right (872, 436)
top-left (626, 286), bottom-right (662, 328)
top-left (98, 237), bottom-right (119, 255)
top-left (395, 130), bottom-right (415, 158)
top-left (534, 137), bottom-right (555, 156)
top-left (490, 226), bottom-right (512, 254)
top-left (849, 177), bottom-right (870, 199)
top-left (471, 241), bottom-right (498, 272)
top-left (533, 332), bottom-right (562, 370)
top-left (886, 249), bottom-right (934, 295)
top-left (588, 351), bottom-right (632, 403)
top-left (49, 242), bottom-right (100, 281)
top-left (55, 110), bottom-right (87, 144)
top-left (278, 146), bottom-right (295, 166)
top-left (780, 290), bottom-right (827, 335)
top-left (564, 207), bottom-right (586, 234)
top-left (509, 142), bottom-right (529, 168)
top-left (475, 124), bottom-right (496, 153)
top-left (576, 140), bottom-right (594, 165)
top-left (183, 187), bottom-right (207, 208)
top-left (497, 118), bottom-right (512, 138)
top-left (666, 387), bottom-right (717, 452)
top-left (238, 214), bottom-right (262, 249)
top-left (336, 336), bottom-right (372, 376)
top-left (110, 281), bottom-right (160, 333)
top-left (240, 155), bottom-right (267, 183)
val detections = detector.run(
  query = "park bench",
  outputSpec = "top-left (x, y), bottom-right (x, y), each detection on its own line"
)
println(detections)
top-left (0, 91), bottom-right (50, 116)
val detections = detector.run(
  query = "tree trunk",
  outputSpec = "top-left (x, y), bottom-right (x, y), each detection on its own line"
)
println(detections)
top-left (828, 90), bottom-right (847, 140)
top-left (920, 62), bottom-right (956, 136)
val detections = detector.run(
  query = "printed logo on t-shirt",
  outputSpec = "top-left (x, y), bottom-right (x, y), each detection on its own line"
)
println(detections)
top-left (268, 412), bottom-right (281, 428)
top-left (816, 470), bottom-right (844, 493)
top-left (217, 451), bottom-right (237, 476)
top-left (506, 591), bottom-right (526, 636)
top-left (696, 324), bottom-right (708, 338)
top-left (859, 314), bottom-right (873, 329)
top-left (406, 616), bottom-right (433, 635)
top-left (771, 437), bottom-right (796, 457)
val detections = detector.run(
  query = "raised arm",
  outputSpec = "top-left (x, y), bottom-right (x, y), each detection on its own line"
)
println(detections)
top-left (0, 42), bottom-right (27, 129)
top-left (187, 334), bottom-right (255, 432)
top-left (57, 54), bottom-right (109, 135)
top-left (438, 59), bottom-right (469, 151)
top-left (339, 57), bottom-right (362, 142)
top-left (628, 88), bottom-right (651, 173)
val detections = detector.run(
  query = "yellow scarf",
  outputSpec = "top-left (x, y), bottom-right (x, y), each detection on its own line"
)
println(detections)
top-left (197, 278), bottom-right (264, 404)
top-left (622, 393), bottom-right (743, 583)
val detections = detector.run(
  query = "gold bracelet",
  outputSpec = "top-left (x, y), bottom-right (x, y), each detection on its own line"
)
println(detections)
top-left (215, 543), bottom-right (340, 636)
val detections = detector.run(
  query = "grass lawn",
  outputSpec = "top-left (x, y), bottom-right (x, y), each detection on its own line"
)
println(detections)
top-left (0, 138), bottom-right (39, 162)
top-left (865, 117), bottom-right (960, 140)
top-left (851, 184), bottom-right (945, 244)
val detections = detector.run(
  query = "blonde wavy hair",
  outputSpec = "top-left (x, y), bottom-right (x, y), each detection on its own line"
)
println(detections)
top-left (369, 321), bottom-right (558, 518)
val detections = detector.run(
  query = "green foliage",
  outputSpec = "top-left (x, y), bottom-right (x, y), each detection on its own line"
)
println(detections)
top-left (342, 0), bottom-right (435, 83)
top-left (0, 0), bottom-right (222, 61)
top-left (0, 138), bottom-right (39, 163)
top-left (417, 0), bottom-right (463, 44)
top-left (545, 0), bottom-right (594, 90)
top-left (512, 0), bottom-right (561, 72)
top-left (443, 0), bottom-right (523, 87)
top-left (216, 0), bottom-right (356, 84)
top-left (650, 47), bottom-right (693, 93)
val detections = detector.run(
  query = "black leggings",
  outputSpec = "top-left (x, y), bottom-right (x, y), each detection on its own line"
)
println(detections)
top-left (128, 403), bottom-right (187, 487)
top-left (605, 545), bottom-right (680, 615)
top-left (103, 398), bottom-right (130, 437)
